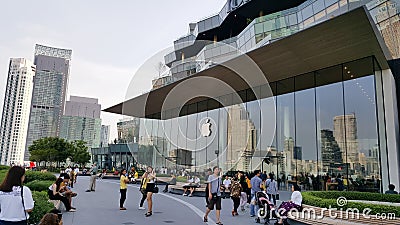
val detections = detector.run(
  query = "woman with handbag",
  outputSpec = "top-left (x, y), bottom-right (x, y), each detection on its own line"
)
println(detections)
top-left (144, 166), bottom-right (156, 217)
top-left (0, 166), bottom-right (34, 225)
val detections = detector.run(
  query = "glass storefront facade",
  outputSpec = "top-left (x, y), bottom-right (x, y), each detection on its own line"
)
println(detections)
top-left (134, 56), bottom-right (388, 192)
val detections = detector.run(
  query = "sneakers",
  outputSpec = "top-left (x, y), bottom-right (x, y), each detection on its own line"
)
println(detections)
top-left (120, 207), bottom-right (127, 210)
top-left (138, 206), bottom-right (145, 210)
top-left (85, 190), bottom-right (91, 192)
top-left (67, 209), bottom-right (76, 212)
top-left (183, 193), bottom-right (188, 196)
top-left (188, 194), bottom-right (193, 197)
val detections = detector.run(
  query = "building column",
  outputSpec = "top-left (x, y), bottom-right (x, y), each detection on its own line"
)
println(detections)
top-left (378, 69), bottom-right (400, 192)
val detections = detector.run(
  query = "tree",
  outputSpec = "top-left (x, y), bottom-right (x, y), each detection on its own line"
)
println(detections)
top-left (29, 137), bottom-right (73, 168)
top-left (70, 140), bottom-right (91, 167)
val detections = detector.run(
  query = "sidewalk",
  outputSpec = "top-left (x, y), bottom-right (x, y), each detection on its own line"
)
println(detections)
top-left (62, 176), bottom-right (299, 225)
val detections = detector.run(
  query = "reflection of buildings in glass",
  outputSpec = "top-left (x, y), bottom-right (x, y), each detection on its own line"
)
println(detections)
top-left (117, 118), bottom-right (140, 143)
top-left (321, 129), bottom-right (343, 173)
top-left (226, 105), bottom-right (257, 171)
top-left (333, 114), bottom-right (359, 170)
top-left (365, 144), bottom-right (380, 178)
top-left (100, 125), bottom-right (110, 147)
top-left (168, 149), bottom-right (193, 166)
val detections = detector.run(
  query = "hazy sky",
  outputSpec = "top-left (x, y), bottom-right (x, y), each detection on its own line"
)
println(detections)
top-left (0, 0), bottom-right (226, 140)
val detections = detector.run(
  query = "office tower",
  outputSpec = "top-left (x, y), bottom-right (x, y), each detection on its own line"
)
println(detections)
top-left (100, 125), bottom-right (110, 147)
top-left (333, 114), bottom-right (359, 169)
top-left (321, 129), bottom-right (343, 173)
top-left (60, 96), bottom-right (101, 148)
top-left (25, 44), bottom-right (72, 160)
top-left (0, 58), bottom-right (36, 165)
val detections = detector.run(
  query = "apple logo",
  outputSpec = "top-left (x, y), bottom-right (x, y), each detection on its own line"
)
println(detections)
top-left (201, 119), bottom-right (212, 137)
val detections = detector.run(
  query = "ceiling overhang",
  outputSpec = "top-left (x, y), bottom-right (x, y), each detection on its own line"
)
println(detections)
top-left (104, 7), bottom-right (391, 119)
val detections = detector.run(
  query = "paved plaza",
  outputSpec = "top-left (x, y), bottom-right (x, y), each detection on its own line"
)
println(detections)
top-left (62, 176), bottom-right (298, 225)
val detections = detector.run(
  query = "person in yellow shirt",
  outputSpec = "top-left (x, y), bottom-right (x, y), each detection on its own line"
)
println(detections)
top-left (120, 169), bottom-right (129, 210)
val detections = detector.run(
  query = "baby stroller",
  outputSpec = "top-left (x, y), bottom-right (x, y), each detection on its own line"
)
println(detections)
top-left (255, 191), bottom-right (277, 224)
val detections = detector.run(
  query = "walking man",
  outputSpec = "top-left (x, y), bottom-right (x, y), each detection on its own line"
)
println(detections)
top-left (204, 166), bottom-right (223, 225)
top-left (86, 163), bottom-right (98, 192)
top-left (250, 170), bottom-right (263, 217)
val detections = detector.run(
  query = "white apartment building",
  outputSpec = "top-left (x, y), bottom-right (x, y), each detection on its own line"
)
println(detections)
top-left (0, 58), bottom-right (36, 165)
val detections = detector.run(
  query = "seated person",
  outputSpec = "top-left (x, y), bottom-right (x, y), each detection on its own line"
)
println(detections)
top-left (385, 184), bottom-right (398, 194)
top-left (163, 174), bottom-right (177, 193)
top-left (59, 174), bottom-right (77, 205)
top-left (276, 184), bottom-right (302, 224)
top-left (183, 176), bottom-right (201, 197)
top-left (48, 177), bottom-right (76, 212)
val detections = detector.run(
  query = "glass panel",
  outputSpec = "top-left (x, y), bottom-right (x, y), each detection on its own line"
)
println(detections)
top-left (206, 108), bottom-right (219, 171)
top-left (289, 13), bottom-right (298, 26)
top-left (343, 58), bottom-right (380, 192)
top-left (313, 0), bottom-right (326, 13)
top-left (303, 4), bottom-right (314, 19)
top-left (276, 78), bottom-right (295, 183)
top-left (315, 65), bottom-right (345, 191)
top-left (196, 111), bottom-right (208, 173)
top-left (304, 16), bottom-right (315, 28)
top-left (255, 23), bottom-right (264, 34)
top-left (247, 99), bottom-right (261, 171)
top-left (219, 107), bottom-right (229, 173)
top-left (325, 0), bottom-right (338, 7)
top-left (326, 2), bottom-right (340, 16)
top-left (295, 73), bottom-right (318, 190)
top-left (314, 10), bottom-right (327, 22)
top-left (388, 0), bottom-right (400, 17)
top-left (187, 113), bottom-right (198, 173)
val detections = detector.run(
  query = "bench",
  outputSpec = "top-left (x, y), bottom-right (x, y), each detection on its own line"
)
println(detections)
top-left (288, 204), bottom-right (400, 225)
top-left (169, 182), bottom-right (230, 197)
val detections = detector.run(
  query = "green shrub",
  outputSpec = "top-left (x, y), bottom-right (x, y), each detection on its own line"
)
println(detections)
top-left (176, 176), bottom-right (187, 183)
top-left (302, 192), bottom-right (400, 217)
top-left (306, 191), bottom-right (400, 203)
top-left (28, 191), bottom-right (54, 225)
top-left (25, 171), bottom-right (56, 183)
top-left (25, 180), bottom-right (53, 192)
top-left (0, 165), bottom-right (10, 171)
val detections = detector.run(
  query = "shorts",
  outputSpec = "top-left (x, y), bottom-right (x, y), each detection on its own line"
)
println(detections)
top-left (207, 195), bottom-right (222, 210)
top-left (146, 183), bottom-right (155, 193)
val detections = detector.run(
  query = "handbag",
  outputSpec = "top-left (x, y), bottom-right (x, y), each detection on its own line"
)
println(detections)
top-left (153, 179), bottom-right (159, 193)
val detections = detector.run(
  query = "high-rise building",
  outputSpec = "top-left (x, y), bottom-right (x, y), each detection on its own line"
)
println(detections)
top-left (100, 125), bottom-right (110, 147)
top-left (25, 44), bottom-right (72, 160)
top-left (60, 96), bottom-right (101, 148)
top-left (0, 58), bottom-right (36, 165)
top-left (321, 129), bottom-right (343, 174)
top-left (333, 114), bottom-right (359, 170)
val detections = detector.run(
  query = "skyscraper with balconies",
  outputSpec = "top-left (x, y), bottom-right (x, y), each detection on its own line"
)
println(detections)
top-left (0, 58), bottom-right (36, 165)
top-left (25, 44), bottom-right (72, 160)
